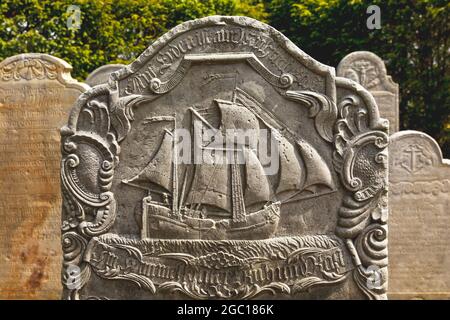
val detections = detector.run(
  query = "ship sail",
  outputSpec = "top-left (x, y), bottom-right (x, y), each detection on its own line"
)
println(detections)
top-left (124, 130), bottom-right (174, 193)
top-left (297, 140), bottom-right (334, 193)
top-left (186, 99), bottom-right (267, 213)
top-left (276, 135), bottom-right (304, 196)
top-left (186, 162), bottom-right (231, 212)
top-left (186, 108), bottom-right (231, 212)
top-left (244, 147), bottom-right (271, 206)
top-left (276, 137), bottom-right (335, 203)
top-left (233, 88), bottom-right (336, 202)
top-left (216, 99), bottom-right (259, 150)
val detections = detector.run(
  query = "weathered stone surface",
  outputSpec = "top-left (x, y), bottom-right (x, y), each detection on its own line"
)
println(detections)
top-left (388, 130), bottom-right (450, 299)
top-left (337, 51), bottom-right (399, 134)
top-left (85, 64), bottom-right (125, 87)
top-left (0, 53), bottom-right (89, 299)
top-left (61, 16), bottom-right (389, 300)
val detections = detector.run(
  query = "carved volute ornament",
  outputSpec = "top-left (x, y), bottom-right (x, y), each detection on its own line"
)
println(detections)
top-left (60, 16), bottom-right (389, 300)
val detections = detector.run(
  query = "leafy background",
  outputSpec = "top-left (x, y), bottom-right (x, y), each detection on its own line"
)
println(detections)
top-left (0, 0), bottom-right (448, 156)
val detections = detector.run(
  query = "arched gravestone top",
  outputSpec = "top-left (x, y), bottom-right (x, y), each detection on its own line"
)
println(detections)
top-left (0, 53), bottom-right (89, 299)
top-left (389, 130), bottom-right (450, 299)
top-left (85, 64), bottom-right (126, 87)
top-left (337, 51), bottom-right (399, 134)
top-left (390, 131), bottom-right (450, 178)
top-left (0, 53), bottom-right (88, 89)
top-left (61, 16), bottom-right (389, 300)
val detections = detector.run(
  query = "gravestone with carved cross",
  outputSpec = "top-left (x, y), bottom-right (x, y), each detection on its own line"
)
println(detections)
top-left (389, 130), bottom-right (450, 299)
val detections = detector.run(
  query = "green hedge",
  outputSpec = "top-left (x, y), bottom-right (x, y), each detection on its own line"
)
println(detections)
top-left (0, 0), bottom-right (448, 156)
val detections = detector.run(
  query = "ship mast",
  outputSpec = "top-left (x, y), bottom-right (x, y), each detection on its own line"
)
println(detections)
top-left (231, 147), bottom-right (246, 222)
top-left (230, 85), bottom-right (246, 222)
top-left (172, 114), bottom-right (179, 216)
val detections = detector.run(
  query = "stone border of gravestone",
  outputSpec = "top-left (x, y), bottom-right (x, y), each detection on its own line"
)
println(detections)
top-left (337, 51), bottom-right (399, 134)
top-left (388, 130), bottom-right (450, 300)
top-left (85, 64), bottom-right (126, 87)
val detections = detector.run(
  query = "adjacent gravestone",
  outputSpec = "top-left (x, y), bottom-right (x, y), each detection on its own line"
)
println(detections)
top-left (85, 64), bottom-right (125, 87)
top-left (337, 51), bottom-right (399, 134)
top-left (60, 16), bottom-right (389, 300)
top-left (389, 130), bottom-right (450, 299)
top-left (0, 53), bottom-right (89, 299)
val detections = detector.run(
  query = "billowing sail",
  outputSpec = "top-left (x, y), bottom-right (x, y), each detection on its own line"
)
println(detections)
top-left (186, 109), bottom-right (232, 212)
top-left (276, 136), bottom-right (304, 196)
top-left (275, 135), bottom-right (335, 203)
top-left (124, 131), bottom-right (173, 193)
top-left (233, 88), bottom-right (335, 202)
top-left (297, 140), bottom-right (334, 193)
top-left (186, 92), bottom-right (335, 211)
top-left (186, 162), bottom-right (231, 212)
top-left (244, 148), bottom-right (271, 206)
top-left (216, 99), bottom-right (259, 150)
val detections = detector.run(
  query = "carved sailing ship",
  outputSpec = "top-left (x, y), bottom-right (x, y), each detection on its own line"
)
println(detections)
top-left (123, 89), bottom-right (335, 240)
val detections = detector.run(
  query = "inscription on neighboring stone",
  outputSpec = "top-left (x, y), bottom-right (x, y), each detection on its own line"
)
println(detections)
top-left (0, 54), bottom-right (88, 299)
top-left (389, 130), bottom-right (450, 299)
top-left (337, 51), bottom-right (399, 133)
top-left (61, 16), bottom-right (389, 300)
top-left (85, 64), bottom-right (125, 87)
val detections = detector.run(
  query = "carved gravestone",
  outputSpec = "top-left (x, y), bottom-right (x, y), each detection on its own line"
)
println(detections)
top-left (61, 16), bottom-right (389, 300)
top-left (85, 64), bottom-right (125, 87)
top-left (389, 130), bottom-right (450, 299)
top-left (0, 53), bottom-right (89, 299)
top-left (337, 51), bottom-right (399, 134)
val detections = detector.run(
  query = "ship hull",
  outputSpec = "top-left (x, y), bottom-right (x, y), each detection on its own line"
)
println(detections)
top-left (141, 199), bottom-right (280, 240)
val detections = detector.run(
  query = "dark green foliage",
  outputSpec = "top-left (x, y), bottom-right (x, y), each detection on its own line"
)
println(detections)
top-left (268, 0), bottom-right (449, 157)
top-left (0, 0), bottom-right (268, 79)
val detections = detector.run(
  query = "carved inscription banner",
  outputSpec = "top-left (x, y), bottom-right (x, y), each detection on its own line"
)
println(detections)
top-left (61, 16), bottom-right (389, 300)
top-left (0, 54), bottom-right (89, 299)
top-left (337, 51), bottom-right (399, 134)
top-left (389, 131), bottom-right (450, 299)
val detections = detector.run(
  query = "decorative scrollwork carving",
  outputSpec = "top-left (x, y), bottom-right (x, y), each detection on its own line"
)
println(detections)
top-left (109, 89), bottom-right (154, 142)
top-left (60, 87), bottom-right (124, 297)
top-left (333, 81), bottom-right (389, 299)
top-left (61, 232), bottom-right (92, 300)
top-left (286, 90), bottom-right (337, 142)
top-left (355, 224), bottom-right (388, 267)
top-left (62, 232), bottom-right (88, 267)
top-left (352, 223), bottom-right (388, 300)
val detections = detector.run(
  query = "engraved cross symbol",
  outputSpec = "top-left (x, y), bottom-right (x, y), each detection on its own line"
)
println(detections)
top-left (350, 60), bottom-right (378, 89)
top-left (400, 144), bottom-right (432, 173)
